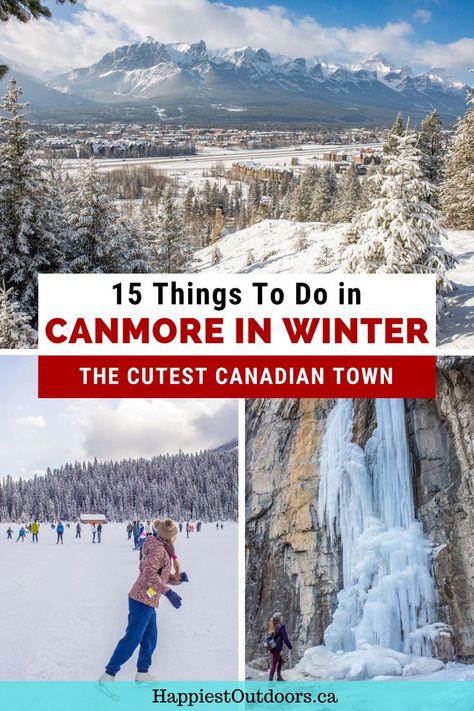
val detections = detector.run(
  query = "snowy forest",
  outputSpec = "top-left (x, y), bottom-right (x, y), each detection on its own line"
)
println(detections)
top-left (0, 447), bottom-right (238, 522)
top-left (0, 73), bottom-right (473, 346)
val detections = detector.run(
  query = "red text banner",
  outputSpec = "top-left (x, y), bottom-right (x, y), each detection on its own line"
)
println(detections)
top-left (38, 355), bottom-right (436, 399)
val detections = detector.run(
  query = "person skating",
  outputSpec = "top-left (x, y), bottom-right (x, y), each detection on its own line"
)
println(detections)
top-left (144, 520), bottom-right (153, 536)
top-left (267, 613), bottom-right (292, 681)
top-left (92, 523), bottom-right (96, 543)
top-left (16, 527), bottom-right (26, 542)
top-left (132, 522), bottom-right (140, 549)
top-left (97, 523), bottom-right (102, 543)
top-left (31, 520), bottom-right (40, 543)
top-left (179, 522), bottom-right (183, 533)
top-left (186, 521), bottom-right (190, 539)
top-left (76, 522), bottom-right (81, 539)
top-left (6, 527), bottom-right (13, 539)
top-left (98, 518), bottom-right (188, 684)
top-left (127, 522), bottom-right (133, 540)
top-left (216, 522), bottom-right (219, 530)
top-left (56, 521), bottom-right (64, 544)
top-left (136, 529), bottom-right (147, 559)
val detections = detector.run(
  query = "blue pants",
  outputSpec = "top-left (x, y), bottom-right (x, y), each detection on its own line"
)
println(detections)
top-left (106, 598), bottom-right (158, 676)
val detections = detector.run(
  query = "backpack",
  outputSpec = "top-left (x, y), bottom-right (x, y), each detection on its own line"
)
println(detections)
top-left (262, 632), bottom-right (278, 651)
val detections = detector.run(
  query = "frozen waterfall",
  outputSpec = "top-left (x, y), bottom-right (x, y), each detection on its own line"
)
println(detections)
top-left (318, 398), bottom-right (440, 657)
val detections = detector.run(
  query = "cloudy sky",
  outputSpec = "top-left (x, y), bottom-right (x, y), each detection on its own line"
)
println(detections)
top-left (0, 357), bottom-right (237, 479)
top-left (0, 0), bottom-right (473, 82)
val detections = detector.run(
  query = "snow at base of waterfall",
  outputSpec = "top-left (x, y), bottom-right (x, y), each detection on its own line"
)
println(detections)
top-left (282, 644), bottom-right (474, 681)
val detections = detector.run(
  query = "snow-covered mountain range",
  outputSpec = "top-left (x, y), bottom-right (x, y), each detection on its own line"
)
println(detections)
top-left (44, 37), bottom-right (468, 123)
top-left (0, 37), bottom-right (468, 123)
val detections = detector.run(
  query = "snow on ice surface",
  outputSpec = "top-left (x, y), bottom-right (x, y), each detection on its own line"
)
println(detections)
top-left (0, 522), bottom-right (237, 681)
top-left (191, 220), bottom-right (474, 348)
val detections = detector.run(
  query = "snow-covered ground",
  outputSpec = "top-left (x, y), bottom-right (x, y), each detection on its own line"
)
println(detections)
top-left (0, 522), bottom-right (237, 681)
top-left (437, 230), bottom-right (474, 349)
top-left (247, 650), bottom-right (474, 682)
top-left (191, 219), bottom-right (474, 348)
top-left (191, 219), bottom-right (346, 274)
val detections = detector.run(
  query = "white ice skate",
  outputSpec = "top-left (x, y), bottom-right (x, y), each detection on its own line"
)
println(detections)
top-left (135, 671), bottom-right (157, 684)
top-left (99, 673), bottom-right (116, 682)
top-left (97, 673), bottom-right (120, 702)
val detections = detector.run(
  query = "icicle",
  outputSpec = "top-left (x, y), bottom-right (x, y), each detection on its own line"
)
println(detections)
top-left (318, 398), bottom-right (439, 657)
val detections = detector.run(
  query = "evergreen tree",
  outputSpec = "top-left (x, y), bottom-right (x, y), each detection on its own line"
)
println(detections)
top-left (419, 110), bottom-right (445, 206)
top-left (383, 112), bottom-right (404, 156)
top-left (309, 167), bottom-right (337, 221)
top-left (360, 163), bottom-right (381, 210)
top-left (441, 92), bottom-right (474, 229)
top-left (0, 283), bottom-right (36, 348)
top-left (66, 160), bottom-right (149, 273)
top-left (140, 202), bottom-right (163, 270)
top-left (0, 79), bottom-right (65, 323)
top-left (333, 164), bottom-right (362, 222)
top-left (347, 132), bottom-right (456, 295)
top-left (290, 166), bottom-right (320, 221)
top-left (159, 187), bottom-right (190, 273)
top-left (0, 448), bottom-right (238, 522)
top-left (0, 0), bottom-right (74, 22)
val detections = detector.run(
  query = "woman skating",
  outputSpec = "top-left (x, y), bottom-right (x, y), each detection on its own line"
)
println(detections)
top-left (99, 518), bottom-right (188, 683)
top-left (267, 612), bottom-right (293, 681)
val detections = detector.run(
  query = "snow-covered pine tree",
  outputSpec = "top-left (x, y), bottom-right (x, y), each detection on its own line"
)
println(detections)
top-left (346, 132), bottom-right (456, 299)
top-left (66, 160), bottom-right (149, 273)
top-left (359, 163), bottom-right (381, 211)
top-left (0, 79), bottom-right (66, 323)
top-left (0, 448), bottom-right (238, 522)
top-left (333, 163), bottom-right (362, 222)
top-left (383, 112), bottom-right (404, 156)
top-left (0, 0), bottom-right (72, 22)
top-left (290, 166), bottom-right (320, 222)
top-left (441, 91), bottom-right (474, 229)
top-left (140, 201), bottom-right (162, 270)
top-left (0, 283), bottom-right (36, 348)
top-left (158, 186), bottom-right (190, 273)
top-left (418, 110), bottom-right (445, 206)
top-left (309, 166), bottom-right (337, 221)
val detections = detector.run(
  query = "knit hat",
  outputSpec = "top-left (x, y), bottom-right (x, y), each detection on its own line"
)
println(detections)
top-left (153, 517), bottom-right (178, 541)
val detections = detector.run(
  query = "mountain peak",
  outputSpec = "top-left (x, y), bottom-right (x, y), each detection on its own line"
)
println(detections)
top-left (366, 52), bottom-right (390, 64)
top-left (46, 38), bottom-right (467, 123)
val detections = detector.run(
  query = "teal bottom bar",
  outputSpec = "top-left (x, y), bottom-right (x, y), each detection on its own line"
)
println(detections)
top-left (0, 681), bottom-right (473, 711)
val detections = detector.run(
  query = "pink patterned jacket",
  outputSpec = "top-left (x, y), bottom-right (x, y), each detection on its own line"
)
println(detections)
top-left (129, 536), bottom-right (181, 608)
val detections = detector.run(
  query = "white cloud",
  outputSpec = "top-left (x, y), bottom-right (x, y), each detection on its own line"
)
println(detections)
top-left (0, 361), bottom-right (237, 477)
top-left (415, 37), bottom-right (474, 73)
top-left (16, 415), bottom-right (46, 429)
top-left (0, 1), bottom-right (471, 81)
top-left (414, 9), bottom-right (432, 24)
top-left (68, 398), bottom-right (237, 461)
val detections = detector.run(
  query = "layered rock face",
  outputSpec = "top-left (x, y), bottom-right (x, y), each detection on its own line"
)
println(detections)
top-left (407, 359), bottom-right (474, 660)
top-left (245, 359), bottom-right (474, 664)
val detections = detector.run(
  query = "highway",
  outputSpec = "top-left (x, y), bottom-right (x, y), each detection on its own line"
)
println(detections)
top-left (63, 142), bottom-right (383, 174)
